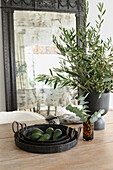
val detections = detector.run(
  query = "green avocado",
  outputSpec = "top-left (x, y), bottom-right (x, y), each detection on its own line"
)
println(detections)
top-left (46, 127), bottom-right (54, 138)
top-left (30, 133), bottom-right (42, 140)
top-left (38, 134), bottom-right (51, 141)
top-left (31, 128), bottom-right (44, 134)
top-left (53, 129), bottom-right (62, 140)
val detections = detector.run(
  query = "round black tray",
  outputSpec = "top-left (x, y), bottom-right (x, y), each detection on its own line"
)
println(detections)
top-left (12, 122), bottom-right (81, 154)
top-left (16, 125), bottom-right (75, 146)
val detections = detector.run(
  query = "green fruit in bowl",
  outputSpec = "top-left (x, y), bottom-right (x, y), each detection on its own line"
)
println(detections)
top-left (30, 133), bottom-right (42, 140)
top-left (53, 129), bottom-right (62, 140)
top-left (46, 127), bottom-right (54, 138)
top-left (38, 134), bottom-right (51, 141)
top-left (31, 128), bottom-right (44, 134)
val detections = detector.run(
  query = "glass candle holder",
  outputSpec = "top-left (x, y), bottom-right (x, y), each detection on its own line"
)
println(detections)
top-left (83, 117), bottom-right (94, 141)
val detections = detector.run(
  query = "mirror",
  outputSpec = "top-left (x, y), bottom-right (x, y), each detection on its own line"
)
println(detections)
top-left (1, 0), bottom-right (84, 111)
top-left (14, 11), bottom-right (76, 114)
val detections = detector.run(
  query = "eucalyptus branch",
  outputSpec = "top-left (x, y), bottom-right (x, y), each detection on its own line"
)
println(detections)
top-left (66, 94), bottom-right (105, 123)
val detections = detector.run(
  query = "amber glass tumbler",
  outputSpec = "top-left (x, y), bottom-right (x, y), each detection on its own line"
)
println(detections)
top-left (83, 117), bottom-right (94, 141)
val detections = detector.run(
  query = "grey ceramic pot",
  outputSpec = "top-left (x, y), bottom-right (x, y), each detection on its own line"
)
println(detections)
top-left (84, 92), bottom-right (110, 130)
top-left (85, 92), bottom-right (110, 116)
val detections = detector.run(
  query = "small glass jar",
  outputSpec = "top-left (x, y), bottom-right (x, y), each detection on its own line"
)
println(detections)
top-left (83, 117), bottom-right (94, 141)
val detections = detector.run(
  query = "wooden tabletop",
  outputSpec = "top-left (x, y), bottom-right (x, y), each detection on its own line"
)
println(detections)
top-left (0, 111), bottom-right (113, 170)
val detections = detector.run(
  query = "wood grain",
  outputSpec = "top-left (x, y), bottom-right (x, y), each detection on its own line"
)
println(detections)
top-left (0, 111), bottom-right (113, 170)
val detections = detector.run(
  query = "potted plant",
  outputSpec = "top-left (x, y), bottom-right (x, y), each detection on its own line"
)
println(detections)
top-left (36, 1), bottom-right (113, 130)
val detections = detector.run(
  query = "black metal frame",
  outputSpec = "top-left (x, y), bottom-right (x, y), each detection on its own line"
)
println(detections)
top-left (0, 0), bottom-right (85, 111)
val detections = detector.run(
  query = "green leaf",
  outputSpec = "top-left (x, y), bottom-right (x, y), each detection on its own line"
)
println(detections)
top-left (98, 93), bottom-right (102, 99)
top-left (49, 69), bottom-right (53, 76)
top-left (57, 73), bottom-right (66, 79)
top-left (98, 15), bottom-right (101, 20)
top-left (90, 109), bottom-right (105, 123)
top-left (45, 79), bottom-right (48, 84)
top-left (100, 19), bottom-right (104, 24)
top-left (87, 22), bottom-right (90, 27)
top-left (54, 80), bottom-right (57, 89)
top-left (102, 9), bottom-right (106, 15)
top-left (102, 78), bottom-right (112, 82)
top-left (97, 4), bottom-right (101, 12)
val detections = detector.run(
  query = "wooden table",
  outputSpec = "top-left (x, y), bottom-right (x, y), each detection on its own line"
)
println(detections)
top-left (0, 111), bottom-right (113, 170)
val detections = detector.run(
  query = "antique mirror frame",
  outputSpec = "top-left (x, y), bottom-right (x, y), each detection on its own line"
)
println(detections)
top-left (1, 0), bottom-right (85, 111)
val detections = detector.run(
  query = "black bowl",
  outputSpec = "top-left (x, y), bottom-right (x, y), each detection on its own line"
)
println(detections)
top-left (21, 124), bottom-right (71, 144)
top-left (16, 125), bottom-right (77, 146)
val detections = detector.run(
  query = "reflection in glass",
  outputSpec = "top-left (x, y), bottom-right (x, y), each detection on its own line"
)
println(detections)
top-left (14, 11), bottom-right (76, 114)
